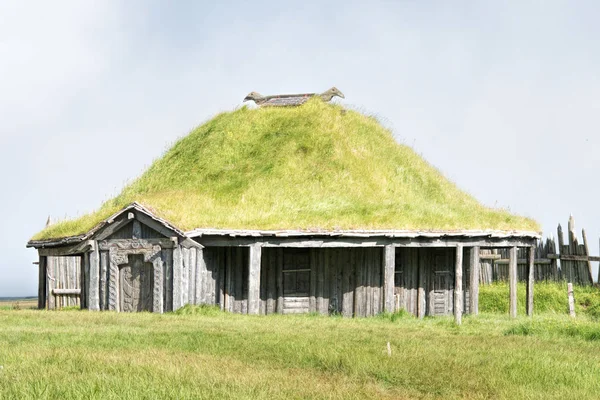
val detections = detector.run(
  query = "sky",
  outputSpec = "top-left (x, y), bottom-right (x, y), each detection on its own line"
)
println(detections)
top-left (1, 1), bottom-right (599, 296)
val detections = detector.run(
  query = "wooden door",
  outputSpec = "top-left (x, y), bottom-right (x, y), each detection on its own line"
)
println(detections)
top-left (282, 249), bottom-right (310, 314)
top-left (120, 254), bottom-right (154, 312)
top-left (430, 249), bottom-right (454, 316)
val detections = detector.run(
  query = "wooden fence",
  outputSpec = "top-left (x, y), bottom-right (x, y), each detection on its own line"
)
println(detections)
top-left (480, 216), bottom-right (596, 286)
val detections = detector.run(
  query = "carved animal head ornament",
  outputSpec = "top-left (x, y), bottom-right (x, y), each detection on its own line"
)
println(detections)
top-left (320, 87), bottom-right (345, 101)
top-left (243, 91), bottom-right (264, 102)
top-left (243, 87), bottom-right (345, 107)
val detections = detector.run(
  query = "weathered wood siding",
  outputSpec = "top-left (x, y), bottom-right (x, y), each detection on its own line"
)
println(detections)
top-left (254, 248), bottom-right (382, 317)
top-left (202, 247), bottom-right (247, 312)
top-left (394, 248), bottom-right (472, 317)
top-left (46, 256), bottom-right (82, 310)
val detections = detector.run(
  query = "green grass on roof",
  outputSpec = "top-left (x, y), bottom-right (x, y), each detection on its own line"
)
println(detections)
top-left (33, 99), bottom-right (539, 241)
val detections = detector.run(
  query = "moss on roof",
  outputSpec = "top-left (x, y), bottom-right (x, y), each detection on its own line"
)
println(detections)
top-left (33, 99), bottom-right (539, 241)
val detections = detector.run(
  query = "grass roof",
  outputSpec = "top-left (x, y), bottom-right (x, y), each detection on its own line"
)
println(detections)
top-left (33, 100), bottom-right (539, 241)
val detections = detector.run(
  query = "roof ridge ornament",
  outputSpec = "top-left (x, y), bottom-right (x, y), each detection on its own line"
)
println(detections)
top-left (243, 87), bottom-right (344, 107)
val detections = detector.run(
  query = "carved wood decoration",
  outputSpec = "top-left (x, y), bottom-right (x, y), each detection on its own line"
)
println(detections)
top-left (120, 255), bottom-right (154, 312)
top-left (99, 240), bottom-right (164, 313)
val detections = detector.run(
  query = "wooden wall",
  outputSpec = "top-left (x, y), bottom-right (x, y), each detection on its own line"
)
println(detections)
top-left (254, 248), bottom-right (383, 317)
top-left (394, 248), bottom-right (471, 317)
top-left (46, 256), bottom-right (82, 310)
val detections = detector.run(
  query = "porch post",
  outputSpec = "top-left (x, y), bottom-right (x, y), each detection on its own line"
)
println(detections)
top-left (38, 255), bottom-right (47, 309)
top-left (509, 246), bottom-right (518, 318)
top-left (248, 243), bottom-right (262, 315)
top-left (469, 246), bottom-right (480, 315)
top-left (383, 245), bottom-right (395, 313)
top-left (88, 242), bottom-right (100, 311)
top-left (526, 245), bottom-right (535, 316)
top-left (454, 244), bottom-right (463, 325)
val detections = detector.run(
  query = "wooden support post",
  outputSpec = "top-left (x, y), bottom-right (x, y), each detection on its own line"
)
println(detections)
top-left (454, 244), bottom-right (463, 325)
top-left (509, 246), bottom-right (518, 318)
top-left (172, 245), bottom-right (183, 311)
top-left (468, 246), bottom-right (480, 315)
top-left (38, 255), bottom-right (47, 309)
top-left (383, 245), bottom-right (395, 313)
top-left (248, 244), bottom-right (262, 315)
top-left (526, 246), bottom-right (534, 316)
top-left (417, 250), bottom-right (426, 319)
top-left (567, 282), bottom-right (576, 317)
top-left (88, 242), bottom-right (100, 311)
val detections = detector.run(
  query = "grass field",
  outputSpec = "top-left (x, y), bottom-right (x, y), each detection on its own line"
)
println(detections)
top-left (2, 299), bottom-right (600, 399)
top-left (0, 297), bottom-right (36, 311)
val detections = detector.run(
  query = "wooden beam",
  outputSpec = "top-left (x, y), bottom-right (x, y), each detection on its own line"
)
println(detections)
top-left (495, 258), bottom-right (552, 265)
top-left (479, 253), bottom-right (501, 260)
top-left (469, 246), bottom-right (480, 315)
top-left (94, 217), bottom-right (132, 240)
top-left (247, 244), bottom-right (262, 315)
top-left (134, 211), bottom-right (180, 240)
top-left (509, 246), bottom-right (518, 318)
top-left (547, 254), bottom-right (600, 262)
top-left (454, 244), bottom-right (463, 325)
top-left (52, 288), bottom-right (81, 295)
top-left (38, 255), bottom-right (47, 309)
top-left (383, 245), bottom-right (395, 313)
top-left (195, 237), bottom-right (537, 249)
top-left (38, 240), bottom-right (93, 257)
top-left (526, 246), bottom-right (534, 316)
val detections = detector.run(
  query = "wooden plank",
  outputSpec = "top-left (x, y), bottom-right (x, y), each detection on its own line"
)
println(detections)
top-left (454, 245), bottom-right (463, 325)
top-left (509, 246), bottom-right (518, 318)
top-left (526, 246), bottom-right (534, 316)
top-left (88, 243), bottom-right (100, 311)
top-left (247, 244), bottom-right (262, 315)
top-left (469, 246), bottom-right (480, 315)
top-left (52, 288), bottom-right (81, 295)
top-left (342, 250), bottom-right (353, 317)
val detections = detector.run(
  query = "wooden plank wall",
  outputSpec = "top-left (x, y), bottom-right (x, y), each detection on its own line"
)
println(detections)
top-left (46, 256), bottom-right (82, 310)
top-left (203, 247), bottom-right (246, 312)
top-left (394, 248), bottom-right (471, 317)
top-left (255, 248), bottom-right (382, 317)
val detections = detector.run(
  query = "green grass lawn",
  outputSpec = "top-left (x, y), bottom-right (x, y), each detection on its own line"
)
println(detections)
top-left (2, 305), bottom-right (600, 399)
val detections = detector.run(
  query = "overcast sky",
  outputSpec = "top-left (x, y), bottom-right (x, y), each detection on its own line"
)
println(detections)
top-left (1, 1), bottom-right (599, 296)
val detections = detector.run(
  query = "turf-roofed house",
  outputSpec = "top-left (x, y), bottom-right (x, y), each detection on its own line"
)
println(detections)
top-left (28, 100), bottom-right (540, 323)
